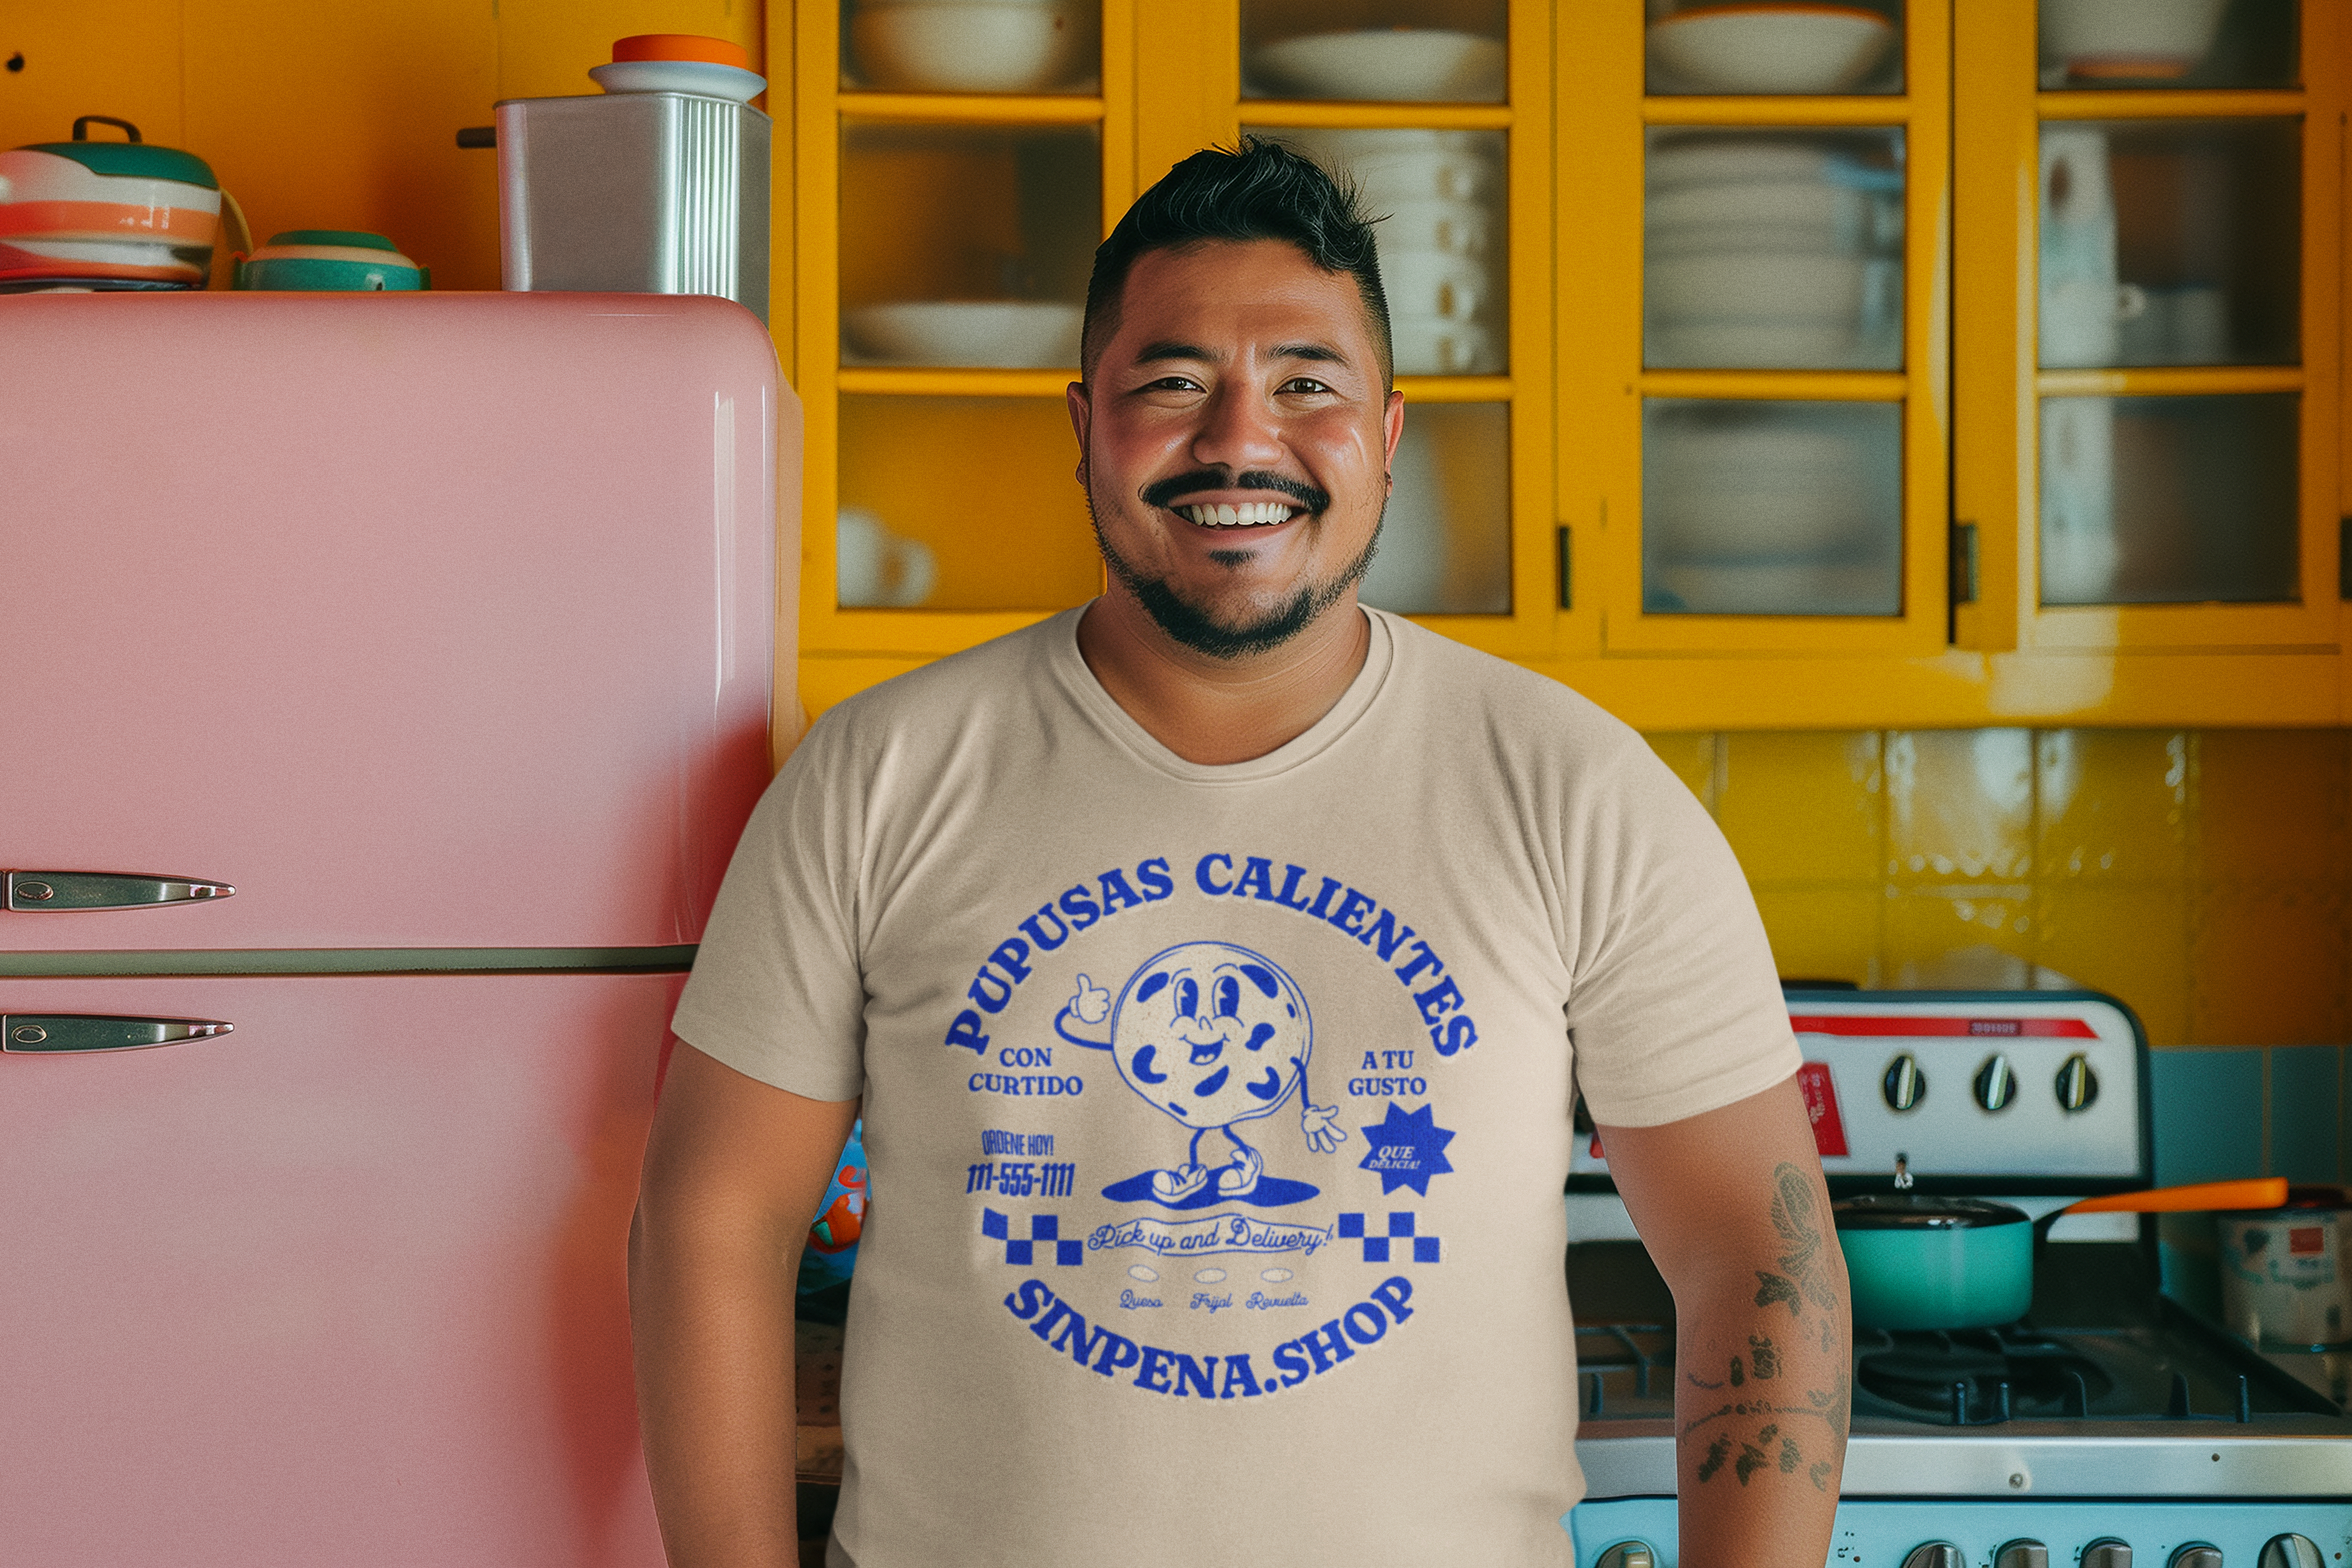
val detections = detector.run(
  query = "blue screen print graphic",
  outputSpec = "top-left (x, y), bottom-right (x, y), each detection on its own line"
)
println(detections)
top-left (1055, 942), bottom-right (1345, 1210)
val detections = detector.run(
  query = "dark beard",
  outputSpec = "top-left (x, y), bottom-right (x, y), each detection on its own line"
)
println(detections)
top-left (1088, 495), bottom-right (1384, 661)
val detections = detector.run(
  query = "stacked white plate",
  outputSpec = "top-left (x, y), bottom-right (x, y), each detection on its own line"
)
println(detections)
top-left (1643, 132), bottom-right (1903, 369)
top-left (1279, 129), bottom-right (1503, 376)
top-left (1641, 402), bottom-right (1903, 616)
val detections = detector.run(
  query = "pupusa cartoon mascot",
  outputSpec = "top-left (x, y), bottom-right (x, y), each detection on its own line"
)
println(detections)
top-left (1057, 941), bottom-right (1345, 1207)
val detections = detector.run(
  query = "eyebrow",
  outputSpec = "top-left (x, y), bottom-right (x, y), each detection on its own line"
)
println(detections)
top-left (1132, 339), bottom-right (1214, 365)
top-left (1128, 339), bottom-right (1353, 367)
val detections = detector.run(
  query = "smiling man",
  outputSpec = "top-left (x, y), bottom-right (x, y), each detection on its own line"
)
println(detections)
top-left (632, 141), bottom-right (1848, 1568)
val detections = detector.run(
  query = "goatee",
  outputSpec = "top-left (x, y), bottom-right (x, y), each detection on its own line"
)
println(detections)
top-left (1087, 497), bottom-right (1384, 661)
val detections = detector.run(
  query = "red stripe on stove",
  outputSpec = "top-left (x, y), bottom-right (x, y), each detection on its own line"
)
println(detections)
top-left (1788, 1015), bottom-right (2100, 1038)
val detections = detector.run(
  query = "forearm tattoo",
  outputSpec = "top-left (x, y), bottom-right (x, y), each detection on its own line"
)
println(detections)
top-left (1679, 1163), bottom-right (1849, 1492)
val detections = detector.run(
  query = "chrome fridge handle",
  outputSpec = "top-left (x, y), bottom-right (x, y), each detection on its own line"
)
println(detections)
top-left (3, 1016), bottom-right (234, 1053)
top-left (6, 871), bottom-right (236, 911)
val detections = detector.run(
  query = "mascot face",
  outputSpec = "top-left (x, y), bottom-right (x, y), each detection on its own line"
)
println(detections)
top-left (1110, 942), bottom-right (1312, 1129)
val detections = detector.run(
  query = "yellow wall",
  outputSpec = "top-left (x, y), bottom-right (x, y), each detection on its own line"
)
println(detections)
top-left (0, 0), bottom-right (764, 290)
top-left (1647, 728), bottom-right (2351, 1050)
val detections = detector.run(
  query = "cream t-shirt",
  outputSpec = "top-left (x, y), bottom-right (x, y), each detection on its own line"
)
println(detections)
top-left (673, 605), bottom-right (1798, 1567)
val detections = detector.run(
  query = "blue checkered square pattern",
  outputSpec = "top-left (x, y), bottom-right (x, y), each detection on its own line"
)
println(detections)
top-left (981, 1207), bottom-right (1083, 1266)
top-left (1336, 1210), bottom-right (1439, 1264)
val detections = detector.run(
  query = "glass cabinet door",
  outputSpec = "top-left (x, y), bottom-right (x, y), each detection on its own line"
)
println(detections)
top-left (800, 1), bottom-right (1118, 657)
top-left (1225, 0), bottom-right (1551, 646)
top-left (1955, 0), bottom-right (2339, 656)
top-left (1582, 0), bottom-right (1951, 654)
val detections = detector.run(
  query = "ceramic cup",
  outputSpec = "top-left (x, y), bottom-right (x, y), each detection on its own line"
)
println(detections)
top-left (2041, 279), bottom-right (2145, 368)
top-left (837, 508), bottom-right (938, 608)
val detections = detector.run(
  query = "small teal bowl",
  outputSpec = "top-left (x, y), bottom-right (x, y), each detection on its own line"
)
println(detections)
top-left (235, 229), bottom-right (427, 292)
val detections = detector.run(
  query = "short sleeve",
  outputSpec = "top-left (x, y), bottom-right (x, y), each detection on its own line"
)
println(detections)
top-left (669, 716), bottom-right (869, 1102)
top-left (1563, 743), bottom-right (1799, 1128)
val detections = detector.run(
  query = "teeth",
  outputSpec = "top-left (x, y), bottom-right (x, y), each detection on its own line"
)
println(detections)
top-left (1179, 501), bottom-right (1295, 528)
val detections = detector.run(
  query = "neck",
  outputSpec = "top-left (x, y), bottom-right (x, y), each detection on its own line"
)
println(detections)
top-left (1074, 585), bottom-right (1372, 766)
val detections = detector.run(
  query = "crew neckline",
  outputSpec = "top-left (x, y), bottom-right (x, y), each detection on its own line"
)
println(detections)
top-left (1048, 604), bottom-right (1398, 784)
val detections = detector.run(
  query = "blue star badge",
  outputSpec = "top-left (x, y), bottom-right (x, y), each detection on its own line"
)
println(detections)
top-left (1357, 1101), bottom-right (1457, 1197)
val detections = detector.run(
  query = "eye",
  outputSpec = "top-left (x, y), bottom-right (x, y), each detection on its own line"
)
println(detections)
top-left (1277, 376), bottom-right (1332, 395)
top-left (1215, 975), bottom-right (1240, 1018)
top-left (1175, 978), bottom-right (1199, 1018)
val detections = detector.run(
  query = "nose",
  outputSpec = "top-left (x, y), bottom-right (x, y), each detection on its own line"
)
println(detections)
top-left (1189, 382), bottom-right (1287, 475)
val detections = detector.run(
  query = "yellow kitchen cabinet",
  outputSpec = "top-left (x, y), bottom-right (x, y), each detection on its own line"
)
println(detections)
top-left (1548, 0), bottom-right (2347, 727)
top-left (789, 0), bottom-right (1555, 713)
top-left (779, 1), bottom-right (2347, 728)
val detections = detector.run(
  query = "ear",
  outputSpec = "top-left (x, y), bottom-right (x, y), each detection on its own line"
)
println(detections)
top-left (1381, 388), bottom-right (1405, 477)
top-left (1067, 380), bottom-right (1092, 486)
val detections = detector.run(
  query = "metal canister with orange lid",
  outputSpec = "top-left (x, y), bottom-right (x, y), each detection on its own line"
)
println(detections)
top-left (490, 33), bottom-right (771, 322)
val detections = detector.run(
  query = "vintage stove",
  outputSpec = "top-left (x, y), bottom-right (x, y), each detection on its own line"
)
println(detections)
top-left (1562, 990), bottom-right (2352, 1568)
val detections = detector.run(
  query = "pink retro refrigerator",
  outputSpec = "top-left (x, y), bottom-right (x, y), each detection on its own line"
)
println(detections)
top-left (0, 292), bottom-right (795, 1566)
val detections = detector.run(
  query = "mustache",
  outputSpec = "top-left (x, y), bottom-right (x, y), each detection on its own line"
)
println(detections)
top-left (1140, 469), bottom-right (1330, 515)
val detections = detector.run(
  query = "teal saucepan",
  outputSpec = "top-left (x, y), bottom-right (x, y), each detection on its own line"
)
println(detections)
top-left (1835, 1178), bottom-right (2288, 1331)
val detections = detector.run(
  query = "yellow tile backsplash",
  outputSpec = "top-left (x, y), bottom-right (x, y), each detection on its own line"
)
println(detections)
top-left (1886, 730), bottom-right (2036, 882)
top-left (1652, 728), bottom-right (2352, 1048)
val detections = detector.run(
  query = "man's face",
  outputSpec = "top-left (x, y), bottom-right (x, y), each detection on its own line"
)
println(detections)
top-left (1069, 238), bottom-right (1405, 659)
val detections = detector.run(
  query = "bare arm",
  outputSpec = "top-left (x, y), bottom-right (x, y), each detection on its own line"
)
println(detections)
top-left (630, 1042), bottom-right (860, 1568)
top-left (1597, 1074), bottom-right (1849, 1567)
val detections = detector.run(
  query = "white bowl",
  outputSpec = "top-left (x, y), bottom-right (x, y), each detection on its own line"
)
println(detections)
top-left (1646, 136), bottom-right (1838, 190)
top-left (1647, 249), bottom-right (1871, 322)
top-left (841, 300), bottom-right (1083, 368)
top-left (1646, 5), bottom-right (1896, 95)
top-left (1645, 560), bottom-right (1898, 615)
top-left (851, 2), bottom-right (1089, 93)
top-left (2041, 0), bottom-right (2229, 80)
top-left (589, 59), bottom-right (767, 101)
top-left (1646, 321), bottom-right (1867, 368)
top-left (1281, 129), bottom-right (1499, 206)
top-left (1645, 179), bottom-right (1893, 256)
top-left (1247, 29), bottom-right (1505, 103)
top-left (1646, 428), bottom-right (1875, 558)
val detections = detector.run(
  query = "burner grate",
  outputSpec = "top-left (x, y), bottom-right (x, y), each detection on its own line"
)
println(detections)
top-left (1854, 1325), bottom-right (2258, 1426)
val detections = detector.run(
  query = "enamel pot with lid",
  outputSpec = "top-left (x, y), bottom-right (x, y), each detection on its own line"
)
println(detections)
top-left (1835, 1176), bottom-right (2287, 1330)
top-left (0, 114), bottom-right (248, 289)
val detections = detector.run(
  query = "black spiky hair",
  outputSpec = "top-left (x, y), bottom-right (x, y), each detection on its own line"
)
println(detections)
top-left (1080, 137), bottom-right (1390, 384)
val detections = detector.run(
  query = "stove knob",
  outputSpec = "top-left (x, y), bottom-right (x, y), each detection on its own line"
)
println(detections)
top-left (2082, 1539), bottom-right (2132, 1568)
top-left (2259, 1537), bottom-right (2324, 1568)
top-left (1594, 1542), bottom-right (1655, 1568)
top-left (1883, 1052), bottom-right (1926, 1112)
top-left (1995, 1541), bottom-right (2049, 1568)
top-left (1900, 1546), bottom-right (1964, 1568)
top-left (2055, 1053), bottom-right (2100, 1113)
top-left (1974, 1053), bottom-right (2016, 1112)
top-left (2170, 1546), bottom-right (2223, 1568)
